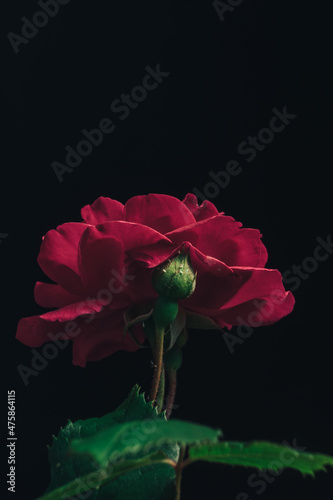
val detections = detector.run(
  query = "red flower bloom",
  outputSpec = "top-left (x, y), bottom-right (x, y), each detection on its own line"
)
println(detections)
top-left (16, 194), bottom-right (294, 366)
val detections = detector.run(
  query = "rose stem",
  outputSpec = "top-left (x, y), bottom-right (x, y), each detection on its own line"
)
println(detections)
top-left (156, 365), bottom-right (165, 413)
top-left (174, 444), bottom-right (186, 500)
top-left (149, 327), bottom-right (164, 404)
top-left (166, 370), bottom-right (177, 419)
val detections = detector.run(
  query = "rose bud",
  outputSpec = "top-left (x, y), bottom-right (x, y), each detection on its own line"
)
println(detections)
top-left (152, 252), bottom-right (197, 301)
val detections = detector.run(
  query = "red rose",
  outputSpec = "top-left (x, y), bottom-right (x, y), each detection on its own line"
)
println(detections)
top-left (16, 194), bottom-right (294, 366)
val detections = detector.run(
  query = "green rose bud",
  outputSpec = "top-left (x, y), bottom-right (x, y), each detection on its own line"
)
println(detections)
top-left (152, 252), bottom-right (197, 300)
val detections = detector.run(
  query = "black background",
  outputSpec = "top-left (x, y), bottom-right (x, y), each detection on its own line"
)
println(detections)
top-left (1, 1), bottom-right (332, 499)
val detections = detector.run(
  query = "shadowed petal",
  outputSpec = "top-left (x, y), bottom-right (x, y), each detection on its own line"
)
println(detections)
top-left (34, 282), bottom-right (83, 308)
top-left (72, 310), bottom-right (145, 367)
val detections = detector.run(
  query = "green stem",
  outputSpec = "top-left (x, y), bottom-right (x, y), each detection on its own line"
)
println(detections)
top-left (180, 456), bottom-right (192, 470)
top-left (156, 365), bottom-right (165, 413)
top-left (149, 327), bottom-right (164, 404)
top-left (174, 445), bottom-right (186, 500)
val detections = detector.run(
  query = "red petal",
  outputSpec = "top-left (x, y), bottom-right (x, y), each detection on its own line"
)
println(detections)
top-left (34, 282), bottom-right (83, 308)
top-left (37, 223), bottom-right (87, 295)
top-left (78, 225), bottom-right (125, 297)
top-left (72, 310), bottom-right (145, 367)
top-left (186, 266), bottom-right (295, 326)
top-left (125, 263), bottom-right (158, 304)
top-left (213, 291), bottom-right (295, 327)
top-left (78, 221), bottom-right (175, 295)
top-left (81, 197), bottom-right (124, 224)
top-left (39, 298), bottom-right (105, 321)
top-left (221, 267), bottom-right (291, 310)
top-left (16, 316), bottom-right (66, 347)
top-left (166, 215), bottom-right (268, 268)
top-left (16, 307), bottom-right (144, 367)
top-left (178, 244), bottom-right (243, 311)
top-left (16, 299), bottom-right (105, 347)
top-left (124, 194), bottom-right (196, 233)
top-left (182, 194), bottom-right (220, 221)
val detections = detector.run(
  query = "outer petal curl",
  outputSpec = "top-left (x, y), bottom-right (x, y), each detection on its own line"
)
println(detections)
top-left (124, 194), bottom-right (196, 233)
top-left (182, 193), bottom-right (220, 221)
top-left (37, 223), bottom-right (87, 295)
top-left (166, 215), bottom-right (268, 268)
top-left (81, 197), bottom-right (125, 224)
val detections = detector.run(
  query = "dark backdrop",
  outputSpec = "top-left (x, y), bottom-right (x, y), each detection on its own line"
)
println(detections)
top-left (1, 1), bottom-right (332, 499)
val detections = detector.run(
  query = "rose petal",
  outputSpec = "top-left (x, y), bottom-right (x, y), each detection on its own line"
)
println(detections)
top-left (125, 263), bottom-right (158, 305)
top-left (81, 197), bottom-right (125, 224)
top-left (78, 226), bottom-right (125, 297)
top-left (124, 194), bottom-right (196, 233)
top-left (182, 194), bottom-right (220, 221)
top-left (34, 282), bottom-right (83, 308)
top-left (177, 243), bottom-right (243, 310)
top-left (39, 299), bottom-right (105, 321)
top-left (72, 310), bottom-right (145, 367)
top-left (78, 221), bottom-right (175, 295)
top-left (185, 266), bottom-right (294, 327)
top-left (16, 315), bottom-right (69, 347)
top-left (211, 291), bottom-right (295, 328)
top-left (37, 223), bottom-right (87, 295)
top-left (166, 215), bottom-right (268, 268)
top-left (221, 267), bottom-right (291, 310)
top-left (16, 299), bottom-right (105, 348)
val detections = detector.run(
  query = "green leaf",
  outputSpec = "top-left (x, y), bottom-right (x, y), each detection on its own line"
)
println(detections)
top-left (71, 419), bottom-right (222, 466)
top-left (123, 305), bottom-right (154, 336)
top-left (188, 440), bottom-right (333, 477)
top-left (41, 386), bottom-right (180, 500)
top-left (36, 451), bottom-right (173, 500)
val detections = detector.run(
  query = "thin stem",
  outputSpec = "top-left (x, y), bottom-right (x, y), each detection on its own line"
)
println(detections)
top-left (180, 456), bottom-right (193, 470)
top-left (156, 365), bottom-right (165, 413)
top-left (166, 370), bottom-right (177, 419)
top-left (174, 445), bottom-right (186, 500)
top-left (149, 326), bottom-right (164, 404)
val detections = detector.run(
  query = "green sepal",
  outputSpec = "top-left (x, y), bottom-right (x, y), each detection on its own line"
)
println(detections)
top-left (142, 316), bottom-right (157, 348)
top-left (186, 311), bottom-right (222, 330)
top-left (164, 308), bottom-right (187, 351)
top-left (123, 304), bottom-right (154, 346)
top-left (164, 344), bottom-right (183, 373)
top-left (176, 327), bottom-right (188, 349)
